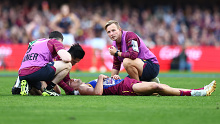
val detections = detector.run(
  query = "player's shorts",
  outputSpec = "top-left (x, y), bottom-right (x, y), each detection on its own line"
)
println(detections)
top-left (119, 77), bottom-right (140, 96)
top-left (19, 62), bottom-right (56, 90)
top-left (140, 59), bottom-right (160, 81)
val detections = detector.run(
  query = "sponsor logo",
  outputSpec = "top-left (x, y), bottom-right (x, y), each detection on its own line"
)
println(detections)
top-left (0, 46), bottom-right (12, 57)
top-left (159, 46), bottom-right (181, 60)
top-left (159, 46), bottom-right (202, 61)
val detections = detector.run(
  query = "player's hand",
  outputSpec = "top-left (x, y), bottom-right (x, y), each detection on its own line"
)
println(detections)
top-left (111, 75), bottom-right (121, 80)
top-left (99, 74), bottom-right (109, 79)
top-left (108, 46), bottom-right (117, 56)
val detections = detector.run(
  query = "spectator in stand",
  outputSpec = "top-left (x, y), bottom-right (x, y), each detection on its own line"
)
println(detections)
top-left (25, 13), bottom-right (50, 41)
top-left (0, 0), bottom-right (220, 47)
top-left (50, 4), bottom-right (80, 47)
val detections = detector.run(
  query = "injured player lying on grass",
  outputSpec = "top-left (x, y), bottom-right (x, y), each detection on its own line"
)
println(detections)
top-left (12, 74), bottom-right (216, 96)
top-left (66, 74), bottom-right (216, 96)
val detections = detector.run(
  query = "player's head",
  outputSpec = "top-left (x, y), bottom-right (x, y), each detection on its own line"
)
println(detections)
top-left (49, 31), bottom-right (64, 42)
top-left (104, 20), bottom-right (122, 42)
top-left (68, 43), bottom-right (85, 65)
top-left (69, 79), bottom-right (83, 90)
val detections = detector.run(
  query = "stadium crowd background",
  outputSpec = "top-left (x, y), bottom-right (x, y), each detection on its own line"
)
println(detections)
top-left (0, 0), bottom-right (220, 48)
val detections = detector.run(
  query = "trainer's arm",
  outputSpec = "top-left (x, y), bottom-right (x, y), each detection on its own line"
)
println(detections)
top-left (110, 55), bottom-right (121, 76)
top-left (121, 32), bottom-right (140, 60)
top-left (111, 69), bottom-right (119, 77)
top-left (57, 49), bottom-right (72, 63)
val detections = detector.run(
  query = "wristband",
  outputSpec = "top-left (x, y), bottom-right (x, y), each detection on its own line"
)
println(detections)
top-left (114, 51), bottom-right (119, 56)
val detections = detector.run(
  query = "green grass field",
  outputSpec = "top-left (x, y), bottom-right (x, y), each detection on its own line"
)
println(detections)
top-left (0, 71), bottom-right (220, 124)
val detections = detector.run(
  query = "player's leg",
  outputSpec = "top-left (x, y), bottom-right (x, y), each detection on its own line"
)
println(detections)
top-left (159, 80), bottom-right (216, 95)
top-left (132, 82), bottom-right (161, 95)
top-left (132, 81), bottom-right (216, 96)
top-left (132, 81), bottom-right (184, 96)
top-left (123, 58), bottom-right (144, 81)
top-left (132, 82), bottom-right (190, 96)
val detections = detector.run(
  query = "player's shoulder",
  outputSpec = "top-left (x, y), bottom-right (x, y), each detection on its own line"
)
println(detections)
top-left (48, 38), bottom-right (61, 44)
top-left (125, 31), bottom-right (139, 42)
top-left (125, 31), bottom-right (137, 36)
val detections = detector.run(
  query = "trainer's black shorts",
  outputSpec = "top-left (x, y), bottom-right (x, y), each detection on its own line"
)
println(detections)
top-left (19, 62), bottom-right (56, 90)
top-left (140, 59), bottom-right (160, 81)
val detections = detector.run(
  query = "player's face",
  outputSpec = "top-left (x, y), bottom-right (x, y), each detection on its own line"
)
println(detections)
top-left (106, 24), bottom-right (121, 42)
top-left (72, 79), bottom-right (82, 88)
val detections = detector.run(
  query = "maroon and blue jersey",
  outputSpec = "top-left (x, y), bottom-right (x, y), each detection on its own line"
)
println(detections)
top-left (87, 78), bottom-right (123, 89)
top-left (86, 77), bottom-right (140, 96)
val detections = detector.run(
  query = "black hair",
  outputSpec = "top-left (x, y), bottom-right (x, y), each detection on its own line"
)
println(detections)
top-left (68, 43), bottom-right (85, 59)
top-left (49, 31), bottom-right (64, 41)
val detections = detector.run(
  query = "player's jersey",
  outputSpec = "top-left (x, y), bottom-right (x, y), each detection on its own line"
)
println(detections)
top-left (86, 78), bottom-right (123, 89)
top-left (86, 77), bottom-right (139, 96)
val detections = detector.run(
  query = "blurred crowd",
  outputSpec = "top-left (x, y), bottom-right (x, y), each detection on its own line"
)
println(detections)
top-left (0, 0), bottom-right (220, 47)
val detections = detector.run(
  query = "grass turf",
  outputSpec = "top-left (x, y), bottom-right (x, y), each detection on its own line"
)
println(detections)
top-left (0, 71), bottom-right (220, 124)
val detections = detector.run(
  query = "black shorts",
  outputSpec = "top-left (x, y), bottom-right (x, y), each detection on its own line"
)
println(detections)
top-left (19, 62), bottom-right (56, 90)
top-left (140, 59), bottom-right (160, 81)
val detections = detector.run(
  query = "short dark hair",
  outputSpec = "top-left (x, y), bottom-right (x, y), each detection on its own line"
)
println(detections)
top-left (68, 43), bottom-right (85, 59)
top-left (49, 31), bottom-right (64, 41)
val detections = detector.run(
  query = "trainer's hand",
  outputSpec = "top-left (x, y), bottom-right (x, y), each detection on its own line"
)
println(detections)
top-left (111, 75), bottom-right (121, 80)
top-left (108, 46), bottom-right (117, 56)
